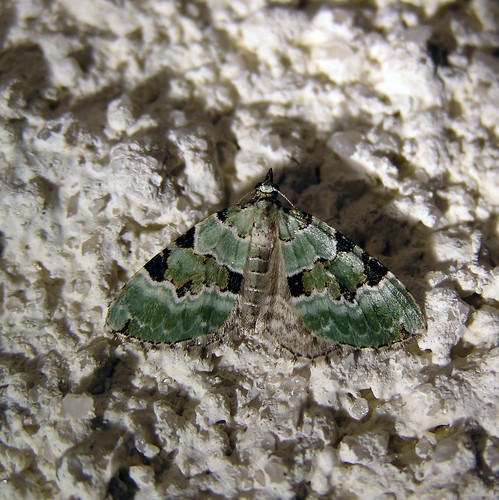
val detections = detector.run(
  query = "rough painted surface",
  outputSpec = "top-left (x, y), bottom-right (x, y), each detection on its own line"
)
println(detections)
top-left (108, 170), bottom-right (425, 352)
top-left (1, 1), bottom-right (498, 499)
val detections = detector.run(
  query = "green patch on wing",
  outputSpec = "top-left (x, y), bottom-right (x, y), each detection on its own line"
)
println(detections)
top-left (294, 276), bottom-right (425, 347)
top-left (107, 272), bottom-right (237, 343)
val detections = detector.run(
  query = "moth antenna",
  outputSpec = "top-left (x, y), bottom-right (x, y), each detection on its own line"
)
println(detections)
top-left (276, 190), bottom-right (295, 208)
top-left (236, 189), bottom-right (256, 205)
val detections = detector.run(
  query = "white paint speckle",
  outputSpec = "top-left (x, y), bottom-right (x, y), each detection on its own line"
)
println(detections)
top-left (61, 394), bottom-right (95, 420)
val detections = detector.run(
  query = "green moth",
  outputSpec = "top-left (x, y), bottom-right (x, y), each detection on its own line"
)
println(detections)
top-left (107, 169), bottom-right (425, 357)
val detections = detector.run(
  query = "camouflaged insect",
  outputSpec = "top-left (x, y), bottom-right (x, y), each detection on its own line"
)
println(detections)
top-left (107, 169), bottom-right (425, 357)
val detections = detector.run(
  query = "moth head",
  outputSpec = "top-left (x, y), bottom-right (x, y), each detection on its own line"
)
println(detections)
top-left (255, 168), bottom-right (280, 198)
top-left (250, 168), bottom-right (294, 207)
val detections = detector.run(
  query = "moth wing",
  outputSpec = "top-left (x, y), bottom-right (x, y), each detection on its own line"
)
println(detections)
top-left (279, 209), bottom-right (425, 348)
top-left (107, 207), bottom-right (249, 343)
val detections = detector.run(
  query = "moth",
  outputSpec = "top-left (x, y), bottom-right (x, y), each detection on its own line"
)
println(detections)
top-left (107, 169), bottom-right (425, 357)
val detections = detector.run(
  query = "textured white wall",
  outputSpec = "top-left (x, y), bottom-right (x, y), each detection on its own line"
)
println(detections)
top-left (0, 0), bottom-right (498, 498)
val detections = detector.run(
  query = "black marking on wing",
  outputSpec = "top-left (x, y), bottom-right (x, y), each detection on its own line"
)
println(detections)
top-left (176, 227), bottom-right (195, 249)
top-left (176, 280), bottom-right (193, 298)
top-left (144, 250), bottom-right (170, 282)
top-left (338, 282), bottom-right (356, 303)
top-left (336, 231), bottom-right (355, 253)
top-left (217, 209), bottom-right (229, 223)
top-left (226, 269), bottom-right (243, 294)
top-left (288, 272), bottom-right (306, 297)
top-left (362, 252), bottom-right (388, 286)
